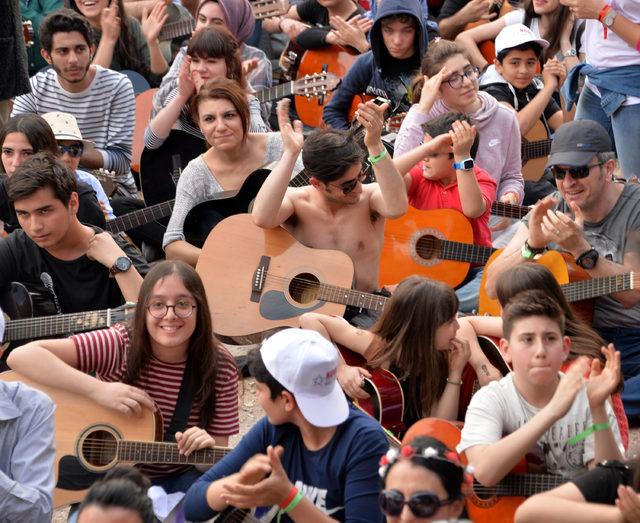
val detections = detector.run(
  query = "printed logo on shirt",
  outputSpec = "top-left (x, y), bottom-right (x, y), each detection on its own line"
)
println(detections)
top-left (365, 86), bottom-right (389, 98)
top-left (294, 480), bottom-right (336, 512)
top-left (488, 138), bottom-right (501, 147)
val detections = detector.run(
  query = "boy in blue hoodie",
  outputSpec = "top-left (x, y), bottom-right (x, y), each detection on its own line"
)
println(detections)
top-left (323, 0), bottom-right (429, 129)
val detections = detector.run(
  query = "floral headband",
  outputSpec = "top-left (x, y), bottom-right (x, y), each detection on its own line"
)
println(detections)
top-left (379, 444), bottom-right (474, 485)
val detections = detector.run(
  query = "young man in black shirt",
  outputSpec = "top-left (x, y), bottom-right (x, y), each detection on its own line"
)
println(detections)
top-left (0, 153), bottom-right (146, 315)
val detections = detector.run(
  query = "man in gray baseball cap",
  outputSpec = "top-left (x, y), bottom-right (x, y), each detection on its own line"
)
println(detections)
top-left (486, 118), bottom-right (640, 422)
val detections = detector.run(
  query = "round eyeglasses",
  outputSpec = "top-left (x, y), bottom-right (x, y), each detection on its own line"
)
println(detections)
top-left (446, 66), bottom-right (480, 89)
top-left (146, 302), bottom-right (197, 319)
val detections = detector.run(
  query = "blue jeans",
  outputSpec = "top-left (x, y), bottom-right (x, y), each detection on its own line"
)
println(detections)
top-left (456, 267), bottom-right (483, 314)
top-left (596, 326), bottom-right (640, 421)
top-left (576, 85), bottom-right (640, 180)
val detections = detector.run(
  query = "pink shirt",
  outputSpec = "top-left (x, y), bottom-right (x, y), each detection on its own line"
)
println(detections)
top-left (408, 164), bottom-right (497, 248)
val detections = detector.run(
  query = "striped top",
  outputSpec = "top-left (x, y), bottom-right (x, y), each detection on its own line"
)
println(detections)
top-left (11, 66), bottom-right (138, 196)
top-left (71, 323), bottom-right (240, 479)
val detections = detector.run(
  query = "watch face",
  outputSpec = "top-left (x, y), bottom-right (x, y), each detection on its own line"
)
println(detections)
top-left (577, 250), bottom-right (598, 269)
top-left (604, 11), bottom-right (617, 26)
top-left (115, 257), bottom-right (131, 271)
top-left (463, 159), bottom-right (474, 170)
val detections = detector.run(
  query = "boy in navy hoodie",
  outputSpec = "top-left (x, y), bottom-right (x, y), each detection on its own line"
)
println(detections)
top-left (323, 0), bottom-right (428, 129)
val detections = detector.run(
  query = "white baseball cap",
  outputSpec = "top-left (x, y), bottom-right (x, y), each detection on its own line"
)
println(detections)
top-left (495, 23), bottom-right (549, 55)
top-left (260, 328), bottom-right (349, 428)
top-left (41, 112), bottom-right (94, 148)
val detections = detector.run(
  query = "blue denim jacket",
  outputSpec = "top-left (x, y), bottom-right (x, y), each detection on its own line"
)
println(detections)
top-left (562, 63), bottom-right (640, 116)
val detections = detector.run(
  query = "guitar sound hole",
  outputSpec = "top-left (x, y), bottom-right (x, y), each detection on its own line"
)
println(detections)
top-left (415, 235), bottom-right (440, 260)
top-left (81, 429), bottom-right (118, 468)
top-left (289, 273), bottom-right (320, 304)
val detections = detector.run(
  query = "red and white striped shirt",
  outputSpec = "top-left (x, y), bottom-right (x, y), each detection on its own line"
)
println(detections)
top-left (72, 323), bottom-right (239, 478)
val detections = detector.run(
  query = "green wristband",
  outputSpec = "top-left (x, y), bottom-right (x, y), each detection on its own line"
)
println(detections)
top-left (566, 421), bottom-right (611, 446)
top-left (368, 147), bottom-right (388, 166)
top-left (277, 491), bottom-right (304, 522)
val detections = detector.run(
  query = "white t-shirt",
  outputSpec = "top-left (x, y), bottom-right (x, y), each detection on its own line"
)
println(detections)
top-left (458, 373), bottom-right (624, 479)
top-left (583, 0), bottom-right (640, 105)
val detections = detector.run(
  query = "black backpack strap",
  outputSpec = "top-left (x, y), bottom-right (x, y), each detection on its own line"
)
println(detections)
top-left (164, 365), bottom-right (195, 442)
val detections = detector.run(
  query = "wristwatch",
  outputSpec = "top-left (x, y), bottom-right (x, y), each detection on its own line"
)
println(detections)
top-left (575, 248), bottom-right (599, 270)
top-left (452, 158), bottom-right (474, 171)
top-left (562, 48), bottom-right (577, 58)
top-left (109, 256), bottom-right (132, 276)
top-left (602, 8), bottom-right (618, 28)
top-left (521, 240), bottom-right (547, 260)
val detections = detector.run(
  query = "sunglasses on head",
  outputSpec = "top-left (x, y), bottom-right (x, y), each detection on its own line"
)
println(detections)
top-left (378, 489), bottom-right (453, 518)
top-left (549, 162), bottom-right (604, 181)
top-left (58, 143), bottom-right (84, 158)
top-left (329, 164), bottom-right (371, 195)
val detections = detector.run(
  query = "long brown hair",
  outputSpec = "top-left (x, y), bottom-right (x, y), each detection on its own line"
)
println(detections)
top-left (369, 276), bottom-right (459, 420)
top-left (522, 0), bottom-right (574, 61)
top-left (123, 261), bottom-right (233, 427)
top-left (495, 263), bottom-right (606, 364)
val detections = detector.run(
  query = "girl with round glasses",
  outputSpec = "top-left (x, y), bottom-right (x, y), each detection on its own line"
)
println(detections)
top-left (379, 436), bottom-right (469, 522)
top-left (7, 260), bottom-right (240, 494)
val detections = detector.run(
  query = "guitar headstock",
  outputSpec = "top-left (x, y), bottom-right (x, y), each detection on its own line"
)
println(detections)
top-left (91, 168), bottom-right (118, 197)
top-left (249, 0), bottom-right (287, 19)
top-left (292, 73), bottom-right (341, 99)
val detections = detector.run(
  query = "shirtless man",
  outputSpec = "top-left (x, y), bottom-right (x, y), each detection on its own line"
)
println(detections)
top-left (252, 99), bottom-right (408, 296)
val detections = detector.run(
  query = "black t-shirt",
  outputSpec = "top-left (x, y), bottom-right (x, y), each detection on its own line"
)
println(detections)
top-left (572, 461), bottom-right (636, 505)
top-left (0, 226), bottom-right (148, 314)
top-left (482, 82), bottom-right (561, 125)
top-left (437, 0), bottom-right (468, 21)
top-left (295, 0), bottom-right (363, 49)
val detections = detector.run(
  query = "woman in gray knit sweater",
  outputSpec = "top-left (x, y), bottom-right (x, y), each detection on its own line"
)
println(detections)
top-left (163, 78), bottom-right (303, 267)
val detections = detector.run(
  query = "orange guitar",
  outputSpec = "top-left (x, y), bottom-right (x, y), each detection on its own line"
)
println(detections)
top-left (478, 249), bottom-right (640, 320)
top-left (464, 1), bottom-right (514, 64)
top-left (401, 418), bottom-right (566, 523)
top-left (0, 370), bottom-right (232, 507)
top-left (196, 214), bottom-right (390, 337)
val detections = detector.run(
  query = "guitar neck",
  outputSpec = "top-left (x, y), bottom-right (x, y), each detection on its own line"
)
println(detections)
top-left (254, 82), bottom-right (294, 103)
top-left (490, 201), bottom-right (530, 220)
top-left (315, 286), bottom-right (389, 312)
top-left (159, 18), bottom-right (195, 41)
top-left (563, 273), bottom-right (637, 303)
top-left (117, 440), bottom-right (230, 466)
top-left (4, 308), bottom-right (128, 343)
top-left (522, 138), bottom-right (553, 162)
top-left (437, 240), bottom-right (496, 265)
top-left (105, 200), bottom-right (175, 234)
top-left (474, 472), bottom-right (565, 498)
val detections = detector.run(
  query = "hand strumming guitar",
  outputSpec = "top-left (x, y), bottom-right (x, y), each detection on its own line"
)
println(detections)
top-left (337, 363), bottom-right (371, 400)
top-left (89, 381), bottom-right (156, 417)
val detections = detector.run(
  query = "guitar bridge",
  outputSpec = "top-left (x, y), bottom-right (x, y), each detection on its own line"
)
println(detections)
top-left (251, 256), bottom-right (271, 303)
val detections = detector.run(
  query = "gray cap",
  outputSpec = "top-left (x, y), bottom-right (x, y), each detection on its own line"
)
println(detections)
top-left (546, 120), bottom-right (613, 168)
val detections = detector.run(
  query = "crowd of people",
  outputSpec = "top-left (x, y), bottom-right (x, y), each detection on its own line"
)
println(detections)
top-left (2, 0), bottom-right (640, 521)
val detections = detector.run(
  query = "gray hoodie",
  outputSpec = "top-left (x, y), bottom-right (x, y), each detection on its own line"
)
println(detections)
top-left (394, 91), bottom-right (524, 201)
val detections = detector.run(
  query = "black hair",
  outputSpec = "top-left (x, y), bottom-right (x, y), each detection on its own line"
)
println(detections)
top-left (247, 347), bottom-right (287, 400)
top-left (7, 152), bottom-right (77, 205)
top-left (421, 111), bottom-right (480, 159)
top-left (40, 8), bottom-right (92, 53)
top-left (0, 114), bottom-right (59, 174)
top-left (302, 129), bottom-right (364, 183)
top-left (502, 289), bottom-right (565, 340)
top-left (77, 466), bottom-right (154, 523)
top-left (496, 41), bottom-right (543, 63)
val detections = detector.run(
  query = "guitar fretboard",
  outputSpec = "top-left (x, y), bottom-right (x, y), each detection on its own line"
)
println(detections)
top-left (159, 18), bottom-right (195, 41)
top-left (117, 440), bottom-right (230, 465)
top-left (4, 309), bottom-right (126, 342)
top-left (315, 286), bottom-right (389, 312)
top-left (255, 82), bottom-right (294, 103)
top-left (522, 138), bottom-right (552, 162)
top-left (490, 201), bottom-right (530, 220)
top-left (105, 200), bottom-right (175, 234)
top-left (563, 273), bottom-right (636, 302)
top-left (473, 473), bottom-right (565, 498)
top-left (420, 238), bottom-right (496, 265)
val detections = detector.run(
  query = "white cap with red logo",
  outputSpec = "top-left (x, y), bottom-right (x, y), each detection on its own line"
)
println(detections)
top-left (260, 328), bottom-right (349, 428)
top-left (495, 23), bottom-right (549, 55)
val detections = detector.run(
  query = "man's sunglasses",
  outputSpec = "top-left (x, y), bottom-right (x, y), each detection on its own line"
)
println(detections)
top-left (328, 164), bottom-right (371, 194)
top-left (58, 143), bottom-right (84, 158)
top-left (378, 489), bottom-right (454, 518)
top-left (549, 162), bottom-right (604, 181)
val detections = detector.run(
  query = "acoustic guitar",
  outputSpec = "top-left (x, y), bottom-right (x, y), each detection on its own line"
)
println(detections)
top-left (478, 249), bottom-right (640, 321)
top-left (521, 120), bottom-right (553, 182)
top-left (404, 418), bottom-right (566, 523)
top-left (196, 214), bottom-right (390, 337)
top-left (139, 72), bottom-right (339, 206)
top-left (0, 370), bottom-right (232, 507)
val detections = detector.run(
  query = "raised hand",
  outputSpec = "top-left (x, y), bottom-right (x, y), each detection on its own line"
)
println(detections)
top-left (546, 356), bottom-right (589, 421)
top-left (222, 445), bottom-right (293, 508)
top-left (459, 0), bottom-right (498, 24)
top-left (450, 120), bottom-right (477, 160)
top-left (177, 56), bottom-right (196, 100)
top-left (356, 99), bottom-right (387, 151)
top-left (527, 195), bottom-right (559, 248)
top-left (540, 200), bottom-right (590, 257)
top-left (141, 1), bottom-right (169, 44)
top-left (89, 381), bottom-right (156, 416)
top-left (560, 0), bottom-right (603, 19)
top-left (418, 67), bottom-right (450, 114)
top-left (337, 363), bottom-right (371, 400)
top-left (276, 99), bottom-right (304, 154)
top-left (101, 3), bottom-right (121, 43)
top-left (175, 426), bottom-right (216, 456)
top-left (586, 344), bottom-right (621, 410)
top-left (242, 57), bottom-right (260, 78)
top-left (329, 15), bottom-right (371, 53)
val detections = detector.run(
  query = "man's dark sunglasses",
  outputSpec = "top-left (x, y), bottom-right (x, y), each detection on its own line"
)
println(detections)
top-left (58, 143), bottom-right (84, 158)
top-left (549, 162), bottom-right (604, 180)
top-left (329, 163), bottom-right (371, 194)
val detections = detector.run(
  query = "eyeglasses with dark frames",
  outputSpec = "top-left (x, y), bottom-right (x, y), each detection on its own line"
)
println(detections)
top-left (446, 66), bottom-right (481, 89)
top-left (147, 301), bottom-right (197, 319)
top-left (549, 162), bottom-right (605, 181)
top-left (378, 490), bottom-right (455, 518)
